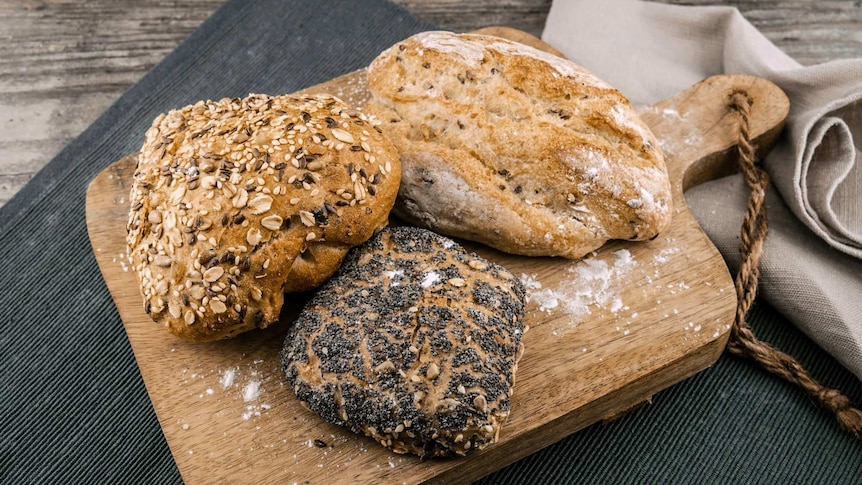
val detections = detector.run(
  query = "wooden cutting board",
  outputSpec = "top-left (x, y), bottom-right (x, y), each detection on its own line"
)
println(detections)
top-left (85, 27), bottom-right (789, 485)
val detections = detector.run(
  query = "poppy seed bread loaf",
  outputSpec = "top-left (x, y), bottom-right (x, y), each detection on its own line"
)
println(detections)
top-left (282, 226), bottom-right (526, 457)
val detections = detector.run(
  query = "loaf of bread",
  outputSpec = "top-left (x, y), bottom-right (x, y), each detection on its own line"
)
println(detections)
top-left (126, 93), bottom-right (400, 341)
top-left (282, 226), bottom-right (526, 457)
top-left (365, 31), bottom-right (672, 259)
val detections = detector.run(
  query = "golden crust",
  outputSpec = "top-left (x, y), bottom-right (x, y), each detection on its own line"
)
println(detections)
top-left (126, 93), bottom-right (400, 341)
top-left (365, 31), bottom-right (672, 259)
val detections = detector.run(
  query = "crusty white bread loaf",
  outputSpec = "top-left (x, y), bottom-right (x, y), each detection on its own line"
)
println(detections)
top-left (365, 31), bottom-right (672, 259)
top-left (126, 93), bottom-right (400, 341)
top-left (282, 226), bottom-right (526, 457)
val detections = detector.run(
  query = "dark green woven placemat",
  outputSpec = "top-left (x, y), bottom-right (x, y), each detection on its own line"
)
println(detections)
top-left (0, 1), bottom-right (859, 483)
top-left (479, 300), bottom-right (862, 484)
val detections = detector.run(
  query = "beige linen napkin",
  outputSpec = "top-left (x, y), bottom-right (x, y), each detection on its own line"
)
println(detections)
top-left (543, 0), bottom-right (862, 380)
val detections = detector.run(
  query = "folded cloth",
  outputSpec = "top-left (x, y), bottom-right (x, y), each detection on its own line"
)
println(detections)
top-left (543, 0), bottom-right (862, 381)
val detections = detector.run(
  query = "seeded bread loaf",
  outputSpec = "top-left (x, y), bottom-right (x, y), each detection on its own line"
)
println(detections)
top-left (365, 31), bottom-right (672, 259)
top-left (126, 93), bottom-right (400, 341)
top-left (282, 226), bottom-right (526, 457)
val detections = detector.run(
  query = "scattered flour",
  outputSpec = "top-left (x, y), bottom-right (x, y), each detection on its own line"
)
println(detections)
top-left (653, 247), bottom-right (681, 264)
top-left (420, 271), bottom-right (440, 288)
top-left (243, 381), bottom-right (261, 402)
top-left (220, 368), bottom-right (237, 389)
top-left (207, 364), bottom-right (274, 421)
top-left (242, 402), bottom-right (271, 421)
top-left (520, 249), bottom-right (638, 319)
top-left (383, 269), bottom-right (405, 286)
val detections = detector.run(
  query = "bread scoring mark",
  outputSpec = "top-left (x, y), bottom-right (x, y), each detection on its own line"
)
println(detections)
top-left (126, 93), bottom-right (396, 340)
top-left (412, 31), bottom-right (486, 66)
top-left (608, 103), bottom-right (652, 147)
top-left (413, 31), bottom-right (613, 88)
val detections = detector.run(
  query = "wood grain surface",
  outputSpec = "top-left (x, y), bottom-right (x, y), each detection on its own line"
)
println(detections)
top-left (86, 28), bottom-right (789, 484)
top-left (1, 0), bottom-right (861, 208)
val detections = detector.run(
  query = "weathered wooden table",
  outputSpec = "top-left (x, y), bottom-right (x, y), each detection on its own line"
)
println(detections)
top-left (0, 0), bottom-right (860, 209)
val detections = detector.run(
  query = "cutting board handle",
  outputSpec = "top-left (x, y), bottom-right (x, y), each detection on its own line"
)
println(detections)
top-left (640, 75), bottom-right (789, 201)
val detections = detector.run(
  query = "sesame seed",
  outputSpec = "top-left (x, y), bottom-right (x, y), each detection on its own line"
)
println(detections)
top-left (305, 232), bottom-right (316, 241)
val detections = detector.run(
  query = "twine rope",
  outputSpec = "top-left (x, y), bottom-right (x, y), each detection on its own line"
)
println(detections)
top-left (726, 92), bottom-right (862, 438)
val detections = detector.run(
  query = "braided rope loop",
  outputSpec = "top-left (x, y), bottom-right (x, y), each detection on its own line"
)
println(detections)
top-left (726, 92), bottom-right (862, 438)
